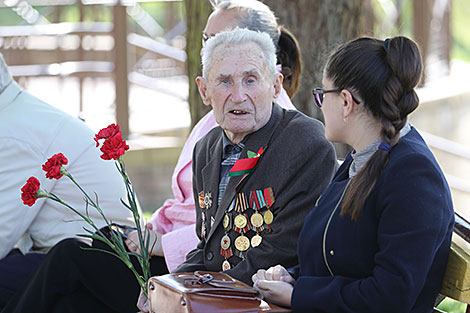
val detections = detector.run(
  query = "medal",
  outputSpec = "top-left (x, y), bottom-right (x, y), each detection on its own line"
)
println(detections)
top-left (251, 234), bottom-right (262, 247)
top-left (201, 211), bottom-right (206, 238)
top-left (263, 209), bottom-right (273, 225)
top-left (250, 212), bottom-right (263, 228)
top-left (222, 260), bottom-right (231, 271)
top-left (198, 191), bottom-right (205, 209)
top-left (223, 213), bottom-right (230, 230)
top-left (204, 192), bottom-right (213, 209)
top-left (234, 214), bottom-right (247, 229)
top-left (221, 235), bottom-right (231, 250)
top-left (234, 235), bottom-right (250, 251)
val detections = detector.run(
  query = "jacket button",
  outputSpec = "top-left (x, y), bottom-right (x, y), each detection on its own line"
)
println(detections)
top-left (329, 250), bottom-right (335, 256)
top-left (206, 251), bottom-right (214, 260)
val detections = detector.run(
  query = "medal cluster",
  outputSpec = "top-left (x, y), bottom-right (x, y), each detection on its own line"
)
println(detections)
top-left (220, 187), bottom-right (275, 271)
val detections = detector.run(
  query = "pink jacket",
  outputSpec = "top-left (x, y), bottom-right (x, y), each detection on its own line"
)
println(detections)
top-left (148, 87), bottom-right (296, 271)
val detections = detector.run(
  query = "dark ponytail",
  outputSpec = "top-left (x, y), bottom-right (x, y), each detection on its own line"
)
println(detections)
top-left (325, 36), bottom-right (422, 221)
top-left (276, 26), bottom-right (302, 98)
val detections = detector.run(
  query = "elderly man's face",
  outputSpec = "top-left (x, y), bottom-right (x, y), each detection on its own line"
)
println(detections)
top-left (196, 43), bottom-right (282, 144)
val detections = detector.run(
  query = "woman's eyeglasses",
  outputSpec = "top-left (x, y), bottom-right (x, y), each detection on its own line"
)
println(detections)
top-left (312, 88), bottom-right (361, 108)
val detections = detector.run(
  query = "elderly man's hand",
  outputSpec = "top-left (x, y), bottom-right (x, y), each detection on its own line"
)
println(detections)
top-left (252, 265), bottom-right (295, 284)
top-left (125, 223), bottom-right (164, 257)
top-left (136, 289), bottom-right (149, 313)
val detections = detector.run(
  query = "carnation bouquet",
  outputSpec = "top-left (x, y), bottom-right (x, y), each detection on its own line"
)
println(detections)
top-left (21, 124), bottom-right (153, 297)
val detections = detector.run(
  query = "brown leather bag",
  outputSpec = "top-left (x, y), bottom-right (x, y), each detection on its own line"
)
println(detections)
top-left (147, 271), bottom-right (291, 313)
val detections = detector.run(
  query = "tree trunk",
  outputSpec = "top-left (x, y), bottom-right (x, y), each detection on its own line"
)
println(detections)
top-left (263, 0), bottom-right (364, 120)
top-left (184, 0), bottom-right (212, 129)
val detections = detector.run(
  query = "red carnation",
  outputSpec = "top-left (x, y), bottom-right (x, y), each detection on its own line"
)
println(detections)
top-left (42, 153), bottom-right (68, 179)
top-left (21, 177), bottom-right (41, 206)
top-left (100, 135), bottom-right (129, 160)
top-left (94, 124), bottom-right (121, 147)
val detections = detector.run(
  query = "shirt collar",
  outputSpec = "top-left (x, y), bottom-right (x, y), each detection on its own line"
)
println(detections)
top-left (221, 131), bottom-right (245, 159)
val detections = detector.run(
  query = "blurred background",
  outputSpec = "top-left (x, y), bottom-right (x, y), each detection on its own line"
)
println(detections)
top-left (0, 0), bottom-right (469, 253)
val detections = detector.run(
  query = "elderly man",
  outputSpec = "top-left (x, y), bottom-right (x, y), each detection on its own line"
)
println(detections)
top-left (1, 29), bottom-right (335, 313)
top-left (172, 28), bottom-right (335, 283)
top-left (0, 54), bottom-right (138, 309)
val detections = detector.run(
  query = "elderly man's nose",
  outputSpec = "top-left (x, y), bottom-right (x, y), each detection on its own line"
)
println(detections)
top-left (231, 83), bottom-right (247, 102)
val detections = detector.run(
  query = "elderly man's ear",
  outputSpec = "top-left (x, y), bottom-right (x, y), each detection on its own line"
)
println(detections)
top-left (273, 73), bottom-right (283, 101)
top-left (196, 76), bottom-right (211, 107)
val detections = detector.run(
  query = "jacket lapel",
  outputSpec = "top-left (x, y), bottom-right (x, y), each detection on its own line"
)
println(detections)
top-left (206, 103), bottom-right (283, 241)
top-left (200, 132), bottom-right (223, 213)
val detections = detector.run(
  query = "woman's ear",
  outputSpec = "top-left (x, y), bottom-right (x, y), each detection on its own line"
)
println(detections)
top-left (340, 89), bottom-right (356, 120)
top-left (196, 76), bottom-right (211, 106)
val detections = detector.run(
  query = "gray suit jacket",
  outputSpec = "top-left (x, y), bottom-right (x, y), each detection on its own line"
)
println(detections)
top-left (175, 103), bottom-right (336, 284)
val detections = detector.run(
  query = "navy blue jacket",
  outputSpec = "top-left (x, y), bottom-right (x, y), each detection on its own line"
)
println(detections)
top-left (291, 128), bottom-right (454, 313)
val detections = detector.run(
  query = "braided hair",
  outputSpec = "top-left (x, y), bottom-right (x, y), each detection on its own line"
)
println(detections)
top-left (325, 36), bottom-right (423, 221)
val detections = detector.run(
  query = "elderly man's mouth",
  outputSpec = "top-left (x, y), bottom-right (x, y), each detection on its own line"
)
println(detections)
top-left (229, 110), bottom-right (248, 115)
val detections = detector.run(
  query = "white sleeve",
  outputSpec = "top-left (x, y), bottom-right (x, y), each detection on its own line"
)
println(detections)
top-left (0, 138), bottom-right (52, 259)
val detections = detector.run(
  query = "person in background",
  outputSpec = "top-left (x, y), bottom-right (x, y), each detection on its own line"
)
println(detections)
top-left (0, 53), bottom-right (138, 310)
top-left (252, 36), bottom-right (454, 313)
top-left (138, 0), bottom-right (303, 272)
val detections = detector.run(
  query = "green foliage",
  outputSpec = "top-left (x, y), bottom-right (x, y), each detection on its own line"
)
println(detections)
top-left (436, 298), bottom-right (466, 313)
top-left (451, 0), bottom-right (470, 62)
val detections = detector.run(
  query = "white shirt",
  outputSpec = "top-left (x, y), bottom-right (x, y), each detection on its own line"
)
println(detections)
top-left (0, 79), bottom-right (139, 258)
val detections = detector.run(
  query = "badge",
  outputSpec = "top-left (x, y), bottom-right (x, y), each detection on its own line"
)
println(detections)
top-left (234, 214), bottom-right (247, 229)
top-left (201, 212), bottom-right (206, 238)
top-left (263, 209), bottom-right (273, 225)
top-left (251, 234), bottom-right (262, 247)
top-left (203, 192), bottom-right (213, 209)
top-left (221, 234), bottom-right (231, 250)
top-left (198, 191), bottom-right (205, 209)
top-left (223, 213), bottom-right (230, 230)
top-left (234, 235), bottom-right (250, 251)
top-left (211, 216), bottom-right (215, 227)
top-left (222, 260), bottom-right (231, 271)
top-left (250, 212), bottom-right (264, 228)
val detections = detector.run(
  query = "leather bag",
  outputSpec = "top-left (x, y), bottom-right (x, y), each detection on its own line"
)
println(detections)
top-left (147, 271), bottom-right (291, 313)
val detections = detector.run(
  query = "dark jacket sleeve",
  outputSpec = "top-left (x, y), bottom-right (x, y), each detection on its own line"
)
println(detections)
top-left (291, 153), bottom-right (454, 313)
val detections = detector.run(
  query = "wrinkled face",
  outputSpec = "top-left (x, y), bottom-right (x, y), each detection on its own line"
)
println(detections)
top-left (321, 77), bottom-right (346, 143)
top-left (197, 43), bottom-right (281, 143)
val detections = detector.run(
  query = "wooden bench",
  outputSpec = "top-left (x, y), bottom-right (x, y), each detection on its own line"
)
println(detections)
top-left (435, 212), bottom-right (470, 312)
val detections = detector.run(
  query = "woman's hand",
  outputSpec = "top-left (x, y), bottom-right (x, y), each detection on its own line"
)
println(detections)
top-left (252, 265), bottom-right (295, 308)
top-left (126, 223), bottom-right (164, 257)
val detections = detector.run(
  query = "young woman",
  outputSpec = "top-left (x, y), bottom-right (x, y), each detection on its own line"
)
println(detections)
top-left (252, 36), bottom-right (454, 313)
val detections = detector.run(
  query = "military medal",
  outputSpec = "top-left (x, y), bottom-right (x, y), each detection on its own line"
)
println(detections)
top-left (250, 212), bottom-right (263, 228)
top-left (251, 234), bottom-right (262, 247)
top-left (234, 235), bottom-right (250, 252)
top-left (234, 193), bottom-right (251, 233)
top-left (223, 213), bottom-right (230, 230)
top-left (234, 214), bottom-right (247, 229)
top-left (222, 260), bottom-right (231, 271)
top-left (201, 211), bottom-right (206, 238)
top-left (203, 192), bottom-right (213, 209)
top-left (263, 209), bottom-right (273, 225)
top-left (221, 235), bottom-right (231, 250)
top-left (198, 191), bottom-right (205, 209)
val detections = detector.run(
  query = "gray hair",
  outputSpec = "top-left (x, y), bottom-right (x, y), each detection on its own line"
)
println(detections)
top-left (201, 28), bottom-right (276, 80)
top-left (0, 53), bottom-right (13, 94)
top-left (210, 0), bottom-right (279, 46)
